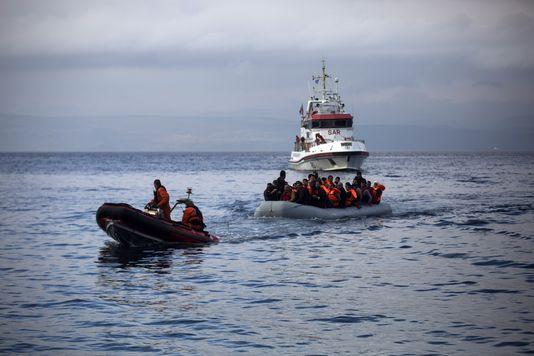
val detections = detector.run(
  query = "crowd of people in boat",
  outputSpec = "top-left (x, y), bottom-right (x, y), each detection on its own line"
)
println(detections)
top-left (263, 170), bottom-right (385, 209)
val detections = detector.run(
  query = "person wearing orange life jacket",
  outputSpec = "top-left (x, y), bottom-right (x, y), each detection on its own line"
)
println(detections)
top-left (321, 182), bottom-right (341, 208)
top-left (181, 199), bottom-right (206, 232)
top-left (304, 177), bottom-right (320, 207)
top-left (372, 182), bottom-right (386, 204)
top-left (148, 179), bottom-right (171, 220)
top-left (344, 182), bottom-right (361, 208)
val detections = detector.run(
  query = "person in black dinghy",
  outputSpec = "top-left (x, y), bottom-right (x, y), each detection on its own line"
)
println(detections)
top-left (146, 179), bottom-right (171, 220)
top-left (179, 199), bottom-right (206, 232)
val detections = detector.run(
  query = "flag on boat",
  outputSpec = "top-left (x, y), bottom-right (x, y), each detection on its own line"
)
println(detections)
top-left (299, 104), bottom-right (304, 116)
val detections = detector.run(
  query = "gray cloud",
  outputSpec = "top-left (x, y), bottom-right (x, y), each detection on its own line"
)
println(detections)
top-left (1, 0), bottom-right (533, 68)
top-left (0, 0), bottom-right (533, 151)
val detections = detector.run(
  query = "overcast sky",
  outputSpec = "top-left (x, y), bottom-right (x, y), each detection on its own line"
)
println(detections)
top-left (1, 0), bottom-right (533, 151)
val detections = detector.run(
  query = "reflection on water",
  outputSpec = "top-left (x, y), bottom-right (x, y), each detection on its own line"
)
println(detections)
top-left (98, 242), bottom-right (175, 271)
top-left (95, 243), bottom-right (208, 316)
top-left (97, 241), bottom-right (206, 271)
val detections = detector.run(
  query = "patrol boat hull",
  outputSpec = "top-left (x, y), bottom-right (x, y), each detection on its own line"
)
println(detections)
top-left (254, 201), bottom-right (392, 219)
top-left (289, 150), bottom-right (368, 171)
top-left (96, 203), bottom-right (219, 247)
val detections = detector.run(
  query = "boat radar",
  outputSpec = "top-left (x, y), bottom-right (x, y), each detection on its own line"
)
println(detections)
top-left (289, 60), bottom-right (368, 171)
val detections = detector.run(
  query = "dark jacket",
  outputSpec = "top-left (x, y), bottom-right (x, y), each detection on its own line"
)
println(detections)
top-left (293, 186), bottom-right (310, 205)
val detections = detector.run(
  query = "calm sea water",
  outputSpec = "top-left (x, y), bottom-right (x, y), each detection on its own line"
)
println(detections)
top-left (0, 152), bottom-right (533, 354)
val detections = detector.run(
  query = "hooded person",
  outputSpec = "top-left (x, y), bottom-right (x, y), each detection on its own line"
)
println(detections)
top-left (149, 179), bottom-right (171, 220)
top-left (180, 199), bottom-right (206, 232)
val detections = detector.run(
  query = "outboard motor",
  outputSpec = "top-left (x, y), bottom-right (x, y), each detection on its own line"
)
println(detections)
top-left (144, 203), bottom-right (163, 218)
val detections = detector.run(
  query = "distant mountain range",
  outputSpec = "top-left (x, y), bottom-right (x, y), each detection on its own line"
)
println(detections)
top-left (0, 115), bottom-right (532, 151)
top-left (359, 124), bottom-right (534, 151)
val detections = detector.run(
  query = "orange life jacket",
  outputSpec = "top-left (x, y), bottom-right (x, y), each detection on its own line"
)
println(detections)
top-left (373, 183), bottom-right (385, 204)
top-left (182, 206), bottom-right (204, 231)
top-left (345, 188), bottom-right (358, 207)
top-left (152, 187), bottom-right (171, 220)
top-left (322, 185), bottom-right (340, 207)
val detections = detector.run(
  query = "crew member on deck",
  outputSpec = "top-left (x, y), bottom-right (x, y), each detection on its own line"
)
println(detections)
top-left (149, 179), bottom-right (171, 220)
top-left (315, 133), bottom-right (327, 145)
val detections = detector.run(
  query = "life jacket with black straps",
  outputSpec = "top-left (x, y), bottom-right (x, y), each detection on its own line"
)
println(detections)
top-left (345, 188), bottom-right (358, 207)
top-left (321, 185), bottom-right (340, 208)
top-left (183, 205), bottom-right (205, 231)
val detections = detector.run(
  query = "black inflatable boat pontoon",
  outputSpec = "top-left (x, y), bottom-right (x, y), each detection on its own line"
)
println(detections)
top-left (96, 203), bottom-right (219, 247)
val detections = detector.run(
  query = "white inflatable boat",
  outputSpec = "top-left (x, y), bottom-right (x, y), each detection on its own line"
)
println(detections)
top-left (254, 201), bottom-right (392, 219)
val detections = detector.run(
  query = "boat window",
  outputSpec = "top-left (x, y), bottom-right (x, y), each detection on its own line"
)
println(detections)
top-left (312, 119), bottom-right (353, 128)
top-left (321, 120), bottom-right (335, 128)
top-left (320, 105), bottom-right (337, 114)
top-left (333, 119), bottom-right (353, 128)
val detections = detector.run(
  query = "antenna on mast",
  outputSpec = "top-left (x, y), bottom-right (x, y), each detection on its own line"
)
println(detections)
top-left (320, 59), bottom-right (331, 100)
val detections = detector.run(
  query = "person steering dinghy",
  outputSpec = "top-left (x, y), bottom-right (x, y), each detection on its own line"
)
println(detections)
top-left (145, 179), bottom-right (171, 220)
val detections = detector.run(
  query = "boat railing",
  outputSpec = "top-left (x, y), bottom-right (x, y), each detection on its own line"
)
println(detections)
top-left (294, 138), bottom-right (365, 152)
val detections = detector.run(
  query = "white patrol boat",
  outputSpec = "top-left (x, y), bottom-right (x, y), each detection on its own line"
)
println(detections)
top-left (289, 61), bottom-right (368, 171)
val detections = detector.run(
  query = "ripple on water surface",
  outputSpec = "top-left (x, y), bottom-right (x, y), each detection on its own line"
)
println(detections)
top-left (0, 152), bottom-right (533, 354)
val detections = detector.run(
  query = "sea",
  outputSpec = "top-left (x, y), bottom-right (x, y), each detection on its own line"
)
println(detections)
top-left (0, 151), bottom-right (533, 354)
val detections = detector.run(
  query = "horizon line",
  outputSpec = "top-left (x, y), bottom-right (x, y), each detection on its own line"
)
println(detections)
top-left (1, 149), bottom-right (532, 154)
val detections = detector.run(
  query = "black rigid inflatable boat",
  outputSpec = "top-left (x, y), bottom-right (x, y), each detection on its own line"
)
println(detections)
top-left (96, 203), bottom-right (219, 247)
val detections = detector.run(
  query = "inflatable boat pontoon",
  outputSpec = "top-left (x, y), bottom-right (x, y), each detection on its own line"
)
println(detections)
top-left (96, 203), bottom-right (219, 247)
top-left (254, 201), bottom-right (392, 219)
